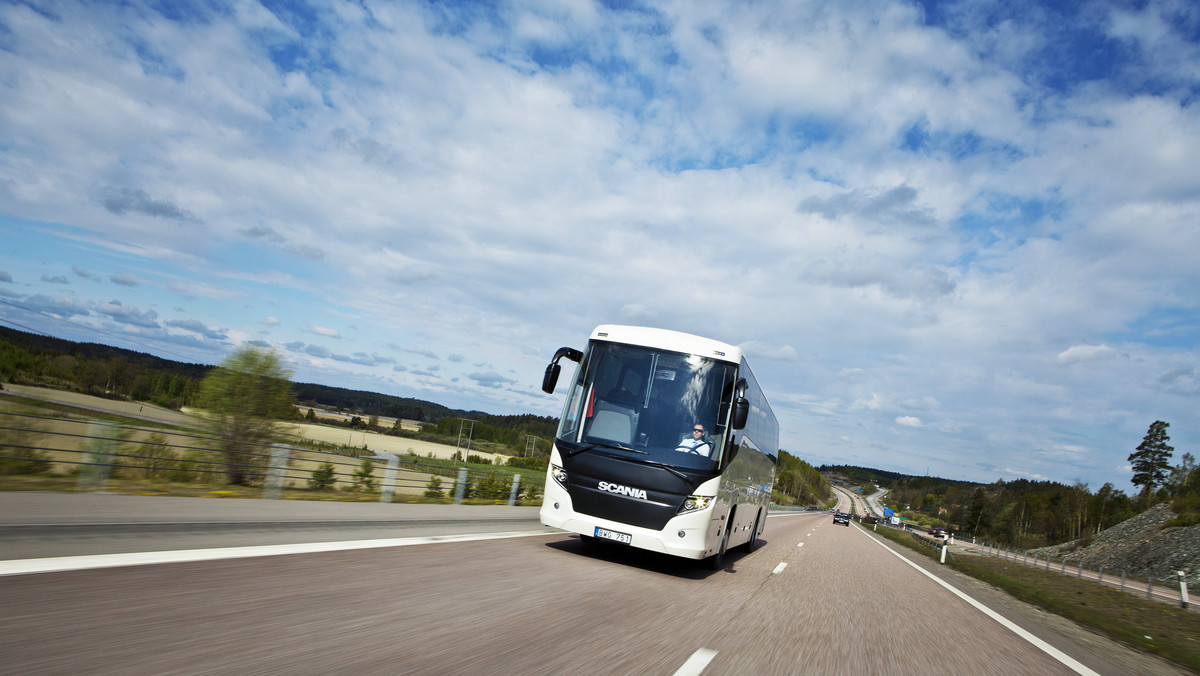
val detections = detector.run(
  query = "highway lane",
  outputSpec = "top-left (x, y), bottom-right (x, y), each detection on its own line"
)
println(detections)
top-left (4, 506), bottom-right (1186, 675)
top-left (0, 493), bottom-right (544, 560)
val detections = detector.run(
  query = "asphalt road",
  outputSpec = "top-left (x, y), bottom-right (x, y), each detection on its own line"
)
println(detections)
top-left (0, 494), bottom-right (1188, 675)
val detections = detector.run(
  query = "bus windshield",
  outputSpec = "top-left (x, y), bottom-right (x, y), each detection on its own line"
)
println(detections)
top-left (555, 341), bottom-right (738, 470)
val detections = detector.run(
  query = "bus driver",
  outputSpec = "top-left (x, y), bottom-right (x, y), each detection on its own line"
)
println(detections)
top-left (676, 424), bottom-right (712, 456)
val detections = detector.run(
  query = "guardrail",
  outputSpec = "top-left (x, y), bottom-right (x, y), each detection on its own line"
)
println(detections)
top-left (856, 514), bottom-right (1193, 611)
top-left (971, 541), bottom-right (1193, 610)
top-left (0, 409), bottom-right (538, 505)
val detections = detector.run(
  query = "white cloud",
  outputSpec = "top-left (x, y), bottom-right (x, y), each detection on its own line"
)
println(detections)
top-left (1058, 344), bottom-right (1116, 364)
top-left (0, 0), bottom-right (1196, 494)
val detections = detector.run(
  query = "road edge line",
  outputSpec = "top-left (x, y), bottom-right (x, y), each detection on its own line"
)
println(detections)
top-left (854, 526), bottom-right (1099, 676)
top-left (0, 530), bottom-right (555, 577)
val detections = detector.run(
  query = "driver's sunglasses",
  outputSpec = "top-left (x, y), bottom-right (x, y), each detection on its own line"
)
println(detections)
top-left (693, 428), bottom-right (704, 433)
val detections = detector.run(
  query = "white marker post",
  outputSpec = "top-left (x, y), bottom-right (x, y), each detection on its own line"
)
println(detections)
top-left (1179, 571), bottom-right (1190, 609)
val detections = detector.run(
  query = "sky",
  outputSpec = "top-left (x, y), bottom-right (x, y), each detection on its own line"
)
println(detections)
top-left (1, 0), bottom-right (1197, 494)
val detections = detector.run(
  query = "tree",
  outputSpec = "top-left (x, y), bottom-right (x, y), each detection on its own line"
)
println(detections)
top-left (1166, 452), bottom-right (1196, 497)
top-left (309, 462), bottom-right (336, 490)
top-left (353, 458), bottom-right (377, 493)
top-left (196, 346), bottom-right (294, 486)
top-left (1128, 420), bottom-right (1174, 504)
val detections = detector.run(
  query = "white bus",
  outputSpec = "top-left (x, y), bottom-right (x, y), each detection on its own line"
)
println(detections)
top-left (539, 325), bottom-right (778, 568)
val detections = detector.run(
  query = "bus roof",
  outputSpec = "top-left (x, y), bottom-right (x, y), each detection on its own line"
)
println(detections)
top-left (590, 325), bottom-right (743, 364)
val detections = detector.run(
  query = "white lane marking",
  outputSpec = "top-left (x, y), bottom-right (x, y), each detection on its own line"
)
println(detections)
top-left (0, 530), bottom-right (554, 577)
top-left (855, 529), bottom-right (1099, 676)
top-left (772, 562), bottom-right (787, 575)
top-left (797, 542), bottom-right (804, 548)
top-left (674, 648), bottom-right (718, 676)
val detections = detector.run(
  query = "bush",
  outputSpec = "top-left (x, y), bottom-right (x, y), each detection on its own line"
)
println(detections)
top-left (424, 475), bottom-right (444, 498)
top-left (507, 456), bottom-right (549, 471)
top-left (171, 449), bottom-right (221, 483)
top-left (520, 481), bottom-right (541, 502)
top-left (474, 471), bottom-right (509, 501)
top-left (131, 434), bottom-right (179, 480)
top-left (0, 411), bottom-right (52, 475)
top-left (352, 457), bottom-right (377, 493)
top-left (309, 462), bottom-right (336, 490)
top-left (0, 446), bottom-right (52, 475)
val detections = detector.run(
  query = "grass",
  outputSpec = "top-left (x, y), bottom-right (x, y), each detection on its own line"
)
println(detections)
top-left (868, 523), bottom-right (1200, 672)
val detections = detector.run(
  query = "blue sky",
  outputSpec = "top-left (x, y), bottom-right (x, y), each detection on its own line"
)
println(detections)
top-left (1, 0), bottom-right (1197, 493)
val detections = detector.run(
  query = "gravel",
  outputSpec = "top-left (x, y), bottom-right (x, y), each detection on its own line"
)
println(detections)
top-left (1028, 503), bottom-right (1200, 584)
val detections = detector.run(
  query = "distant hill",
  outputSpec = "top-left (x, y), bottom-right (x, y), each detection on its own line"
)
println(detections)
top-left (0, 325), bottom-right (212, 380)
top-left (291, 381), bottom-right (457, 422)
top-left (0, 325), bottom-right (548, 431)
top-left (820, 464), bottom-right (980, 490)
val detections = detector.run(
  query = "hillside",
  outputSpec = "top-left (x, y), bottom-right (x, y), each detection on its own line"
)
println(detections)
top-left (1029, 503), bottom-right (1200, 585)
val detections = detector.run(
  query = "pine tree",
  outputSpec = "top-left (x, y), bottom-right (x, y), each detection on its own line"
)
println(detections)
top-left (1128, 420), bottom-right (1173, 504)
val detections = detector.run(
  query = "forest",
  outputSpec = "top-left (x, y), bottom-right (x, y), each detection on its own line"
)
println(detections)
top-left (775, 451), bottom-right (831, 506)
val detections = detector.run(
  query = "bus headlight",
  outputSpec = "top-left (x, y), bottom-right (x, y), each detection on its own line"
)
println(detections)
top-left (678, 495), bottom-right (714, 514)
top-left (550, 464), bottom-right (568, 489)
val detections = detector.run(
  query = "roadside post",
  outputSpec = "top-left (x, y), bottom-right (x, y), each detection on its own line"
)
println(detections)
top-left (263, 443), bottom-right (290, 499)
top-left (76, 421), bottom-right (115, 492)
top-left (381, 453), bottom-right (399, 503)
top-left (454, 467), bottom-right (468, 504)
top-left (508, 474), bottom-right (521, 506)
top-left (1179, 571), bottom-right (1190, 609)
top-left (939, 543), bottom-right (947, 564)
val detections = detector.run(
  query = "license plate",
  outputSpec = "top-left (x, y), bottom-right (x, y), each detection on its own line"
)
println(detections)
top-left (594, 527), bottom-right (632, 544)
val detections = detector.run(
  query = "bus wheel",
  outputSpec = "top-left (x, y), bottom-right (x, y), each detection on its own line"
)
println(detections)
top-left (741, 511), bottom-right (761, 553)
top-left (708, 524), bottom-right (730, 570)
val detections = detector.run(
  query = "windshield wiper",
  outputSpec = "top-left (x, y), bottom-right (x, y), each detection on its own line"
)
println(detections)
top-left (618, 455), bottom-right (691, 481)
top-left (563, 441), bottom-right (646, 457)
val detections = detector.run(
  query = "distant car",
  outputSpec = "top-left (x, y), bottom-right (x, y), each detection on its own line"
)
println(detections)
top-left (927, 528), bottom-right (948, 539)
top-left (833, 512), bottom-right (851, 526)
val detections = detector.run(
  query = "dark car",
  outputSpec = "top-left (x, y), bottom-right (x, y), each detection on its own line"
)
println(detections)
top-left (833, 512), bottom-right (851, 526)
top-left (927, 528), bottom-right (948, 539)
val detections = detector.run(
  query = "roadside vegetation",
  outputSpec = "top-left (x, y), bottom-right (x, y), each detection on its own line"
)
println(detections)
top-left (0, 326), bottom-right (556, 461)
top-left (866, 523), bottom-right (1200, 672)
top-left (773, 451), bottom-right (831, 506)
top-left (0, 364), bottom-right (544, 506)
top-left (824, 420), bottom-right (1199, 551)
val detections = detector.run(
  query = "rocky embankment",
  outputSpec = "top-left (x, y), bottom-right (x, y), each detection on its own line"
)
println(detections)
top-left (1028, 503), bottom-right (1200, 584)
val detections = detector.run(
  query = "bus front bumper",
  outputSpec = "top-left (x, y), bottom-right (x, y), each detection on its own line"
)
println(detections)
top-left (539, 481), bottom-right (720, 560)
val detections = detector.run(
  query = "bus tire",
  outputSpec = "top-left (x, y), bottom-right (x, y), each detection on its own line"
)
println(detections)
top-left (741, 511), bottom-right (761, 553)
top-left (708, 521), bottom-right (731, 570)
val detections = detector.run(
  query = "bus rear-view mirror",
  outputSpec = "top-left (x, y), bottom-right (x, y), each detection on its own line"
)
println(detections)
top-left (542, 363), bottom-right (561, 394)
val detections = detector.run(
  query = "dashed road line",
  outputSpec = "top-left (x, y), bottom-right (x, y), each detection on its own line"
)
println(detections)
top-left (674, 648), bottom-right (718, 676)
